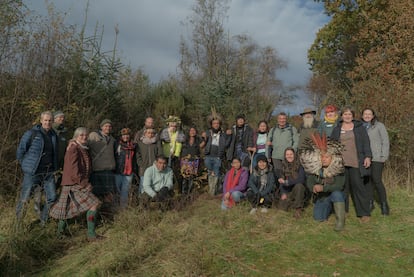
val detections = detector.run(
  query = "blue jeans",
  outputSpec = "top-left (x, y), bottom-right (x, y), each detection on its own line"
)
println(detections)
top-left (204, 156), bottom-right (222, 177)
top-left (313, 191), bottom-right (345, 221)
top-left (221, 191), bottom-right (245, 210)
top-left (115, 174), bottom-right (133, 208)
top-left (16, 172), bottom-right (56, 223)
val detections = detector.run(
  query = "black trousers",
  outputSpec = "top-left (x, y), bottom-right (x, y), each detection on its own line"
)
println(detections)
top-left (344, 167), bottom-right (370, 217)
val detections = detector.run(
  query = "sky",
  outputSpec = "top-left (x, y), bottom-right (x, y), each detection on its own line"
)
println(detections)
top-left (25, 0), bottom-right (329, 114)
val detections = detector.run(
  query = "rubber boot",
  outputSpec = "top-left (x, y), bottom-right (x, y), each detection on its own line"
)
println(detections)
top-left (333, 202), bottom-right (345, 232)
top-left (208, 175), bottom-right (218, 196)
top-left (86, 210), bottom-right (97, 239)
top-left (57, 220), bottom-right (66, 238)
top-left (381, 202), bottom-right (390, 215)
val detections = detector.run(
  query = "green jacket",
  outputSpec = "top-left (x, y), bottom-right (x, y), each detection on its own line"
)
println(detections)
top-left (266, 124), bottom-right (299, 160)
top-left (306, 173), bottom-right (345, 199)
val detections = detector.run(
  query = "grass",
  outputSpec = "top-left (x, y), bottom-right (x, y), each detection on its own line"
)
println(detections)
top-left (1, 187), bottom-right (414, 276)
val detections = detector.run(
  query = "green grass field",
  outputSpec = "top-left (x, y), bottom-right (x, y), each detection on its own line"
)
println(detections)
top-left (1, 187), bottom-right (413, 276)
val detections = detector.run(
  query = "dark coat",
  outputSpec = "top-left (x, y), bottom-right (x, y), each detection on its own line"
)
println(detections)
top-left (226, 124), bottom-right (254, 161)
top-left (204, 129), bottom-right (229, 159)
top-left (16, 125), bottom-right (58, 175)
top-left (115, 141), bottom-right (138, 175)
top-left (61, 142), bottom-right (91, 187)
top-left (331, 120), bottom-right (372, 177)
top-left (247, 167), bottom-right (276, 197)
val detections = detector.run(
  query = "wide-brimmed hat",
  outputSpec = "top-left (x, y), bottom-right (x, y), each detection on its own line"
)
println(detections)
top-left (300, 108), bottom-right (316, 116)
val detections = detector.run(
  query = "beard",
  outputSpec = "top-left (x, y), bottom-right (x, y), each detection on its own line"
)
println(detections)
top-left (303, 117), bottom-right (314, 128)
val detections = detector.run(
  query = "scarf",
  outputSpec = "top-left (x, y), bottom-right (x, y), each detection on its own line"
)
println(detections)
top-left (118, 141), bottom-right (135, 175)
top-left (324, 114), bottom-right (338, 124)
top-left (141, 136), bottom-right (157, 145)
top-left (224, 168), bottom-right (242, 208)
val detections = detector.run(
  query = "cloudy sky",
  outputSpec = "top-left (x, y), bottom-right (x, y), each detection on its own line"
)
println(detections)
top-left (26, 0), bottom-right (329, 113)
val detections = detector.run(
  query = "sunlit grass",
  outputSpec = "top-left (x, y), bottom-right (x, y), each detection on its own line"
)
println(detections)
top-left (1, 182), bottom-right (413, 276)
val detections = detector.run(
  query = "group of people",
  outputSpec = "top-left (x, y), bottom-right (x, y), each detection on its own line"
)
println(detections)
top-left (220, 105), bottom-right (390, 231)
top-left (15, 104), bottom-right (390, 240)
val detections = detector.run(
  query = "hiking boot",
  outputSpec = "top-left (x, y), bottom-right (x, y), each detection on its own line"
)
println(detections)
top-left (260, 207), bottom-right (268, 213)
top-left (381, 202), bottom-right (390, 216)
top-left (249, 208), bottom-right (257, 215)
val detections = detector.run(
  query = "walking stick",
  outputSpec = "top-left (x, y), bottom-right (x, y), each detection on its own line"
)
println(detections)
top-left (249, 150), bottom-right (256, 174)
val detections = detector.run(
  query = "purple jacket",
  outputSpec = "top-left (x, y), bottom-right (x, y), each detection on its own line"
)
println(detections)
top-left (222, 167), bottom-right (249, 194)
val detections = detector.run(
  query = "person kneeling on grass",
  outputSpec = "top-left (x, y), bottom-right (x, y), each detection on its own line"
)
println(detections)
top-left (299, 133), bottom-right (346, 231)
top-left (221, 157), bottom-right (249, 210)
top-left (140, 155), bottom-right (174, 206)
top-left (49, 127), bottom-right (102, 241)
top-left (246, 154), bottom-right (276, 214)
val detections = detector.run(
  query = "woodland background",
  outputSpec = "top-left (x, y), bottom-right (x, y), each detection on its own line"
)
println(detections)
top-left (1, 0), bottom-right (414, 198)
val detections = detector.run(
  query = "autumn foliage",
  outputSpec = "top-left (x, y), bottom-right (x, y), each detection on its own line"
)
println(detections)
top-left (308, 0), bottom-right (414, 181)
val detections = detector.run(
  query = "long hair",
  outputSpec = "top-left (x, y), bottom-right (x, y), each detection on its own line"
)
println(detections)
top-left (282, 147), bottom-right (300, 179)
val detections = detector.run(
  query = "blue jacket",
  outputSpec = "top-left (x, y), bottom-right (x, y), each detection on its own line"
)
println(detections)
top-left (16, 125), bottom-right (58, 175)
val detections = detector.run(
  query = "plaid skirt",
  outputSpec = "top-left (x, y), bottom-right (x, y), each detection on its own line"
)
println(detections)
top-left (49, 184), bottom-right (101, 220)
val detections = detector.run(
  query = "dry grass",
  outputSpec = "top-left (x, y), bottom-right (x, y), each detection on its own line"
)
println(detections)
top-left (1, 168), bottom-right (413, 276)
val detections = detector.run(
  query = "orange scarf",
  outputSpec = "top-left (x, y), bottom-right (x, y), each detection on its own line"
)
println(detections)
top-left (224, 168), bottom-right (242, 208)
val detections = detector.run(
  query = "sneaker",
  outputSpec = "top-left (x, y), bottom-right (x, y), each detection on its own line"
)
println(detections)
top-left (260, 207), bottom-right (268, 213)
top-left (249, 208), bottom-right (257, 215)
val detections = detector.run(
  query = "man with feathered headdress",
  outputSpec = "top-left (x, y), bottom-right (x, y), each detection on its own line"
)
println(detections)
top-left (299, 133), bottom-right (346, 231)
top-left (201, 108), bottom-right (230, 195)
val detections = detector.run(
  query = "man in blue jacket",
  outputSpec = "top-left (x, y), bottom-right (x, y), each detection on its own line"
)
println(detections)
top-left (16, 111), bottom-right (59, 225)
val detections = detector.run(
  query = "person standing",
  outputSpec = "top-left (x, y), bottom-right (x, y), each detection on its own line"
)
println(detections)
top-left (88, 119), bottom-right (116, 213)
top-left (180, 126), bottom-right (205, 194)
top-left (136, 128), bottom-right (163, 193)
top-left (362, 108), bottom-right (390, 215)
top-left (202, 111), bottom-right (230, 195)
top-left (298, 108), bottom-right (319, 151)
top-left (133, 116), bottom-right (157, 143)
top-left (115, 128), bottom-right (137, 209)
top-left (251, 120), bottom-right (269, 169)
top-left (52, 110), bottom-right (69, 170)
top-left (331, 107), bottom-right (372, 222)
top-left (266, 112), bottom-right (299, 177)
top-left (16, 111), bottom-right (58, 225)
top-left (160, 116), bottom-right (185, 168)
top-left (318, 105), bottom-right (339, 137)
top-left (226, 114), bottom-right (255, 169)
top-left (49, 127), bottom-right (102, 241)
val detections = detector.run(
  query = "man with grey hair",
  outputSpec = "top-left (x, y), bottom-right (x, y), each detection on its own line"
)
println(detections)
top-left (298, 108), bottom-right (319, 151)
top-left (16, 111), bottom-right (59, 225)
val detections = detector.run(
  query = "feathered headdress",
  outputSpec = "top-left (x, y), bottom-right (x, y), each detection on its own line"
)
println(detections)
top-left (299, 132), bottom-right (344, 178)
top-left (165, 115), bottom-right (181, 126)
top-left (207, 107), bottom-right (222, 125)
